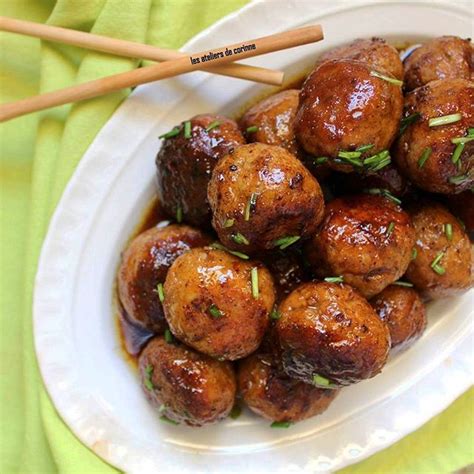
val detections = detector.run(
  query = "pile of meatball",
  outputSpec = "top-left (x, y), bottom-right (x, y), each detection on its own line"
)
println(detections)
top-left (117, 36), bottom-right (473, 428)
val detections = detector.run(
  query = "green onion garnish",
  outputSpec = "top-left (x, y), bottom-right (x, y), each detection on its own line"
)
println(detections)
top-left (160, 415), bottom-right (179, 425)
top-left (386, 222), bottom-right (395, 236)
top-left (314, 157), bottom-right (328, 165)
top-left (251, 267), bottom-right (259, 299)
top-left (244, 192), bottom-right (258, 221)
top-left (364, 188), bottom-right (402, 205)
top-left (451, 136), bottom-right (474, 144)
top-left (370, 70), bottom-right (403, 86)
top-left (449, 174), bottom-right (468, 185)
top-left (432, 264), bottom-right (446, 275)
top-left (246, 125), bottom-right (259, 133)
top-left (324, 276), bottom-right (344, 284)
top-left (157, 283), bottom-right (165, 303)
top-left (159, 127), bottom-right (180, 139)
top-left (270, 421), bottom-right (292, 428)
top-left (223, 218), bottom-right (235, 228)
top-left (205, 120), bottom-right (220, 132)
top-left (411, 248), bottom-right (418, 260)
top-left (312, 373), bottom-right (331, 386)
top-left (364, 150), bottom-right (391, 171)
top-left (430, 252), bottom-right (446, 275)
top-left (229, 404), bottom-right (242, 420)
top-left (338, 150), bottom-right (362, 159)
top-left (451, 142), bottom-right (465, 165)
top-left (444, 223), bottom-right (453, 241)
top-left (418, 147), bottom-right (432, 168)
top-left (208, 304), bottom-right (223, 319)
top-left (176, 204), bottom-right (183, 223)
top-left (210, 242), bottom-right (249, 260)
top-left (393, 281), bottom-right (414, 287)
top-left (232, 233), bottom-right (249, 245)
top-left (270, 308), bottom-right (281, 320)
top-left (273, 235), bottom-right (301, 250)
top-left (183, 120), bottom-right (192, 138)
top-left (164, 329), bottom-right (174, 344)
top-left (428, 113), bottom-right (462, 127)
top-left (399, 112), bottom-right (420, 135)
top-left (356, 144), bottom-right (374, 153)
top-left (144, 365), bottom-right (154, 390)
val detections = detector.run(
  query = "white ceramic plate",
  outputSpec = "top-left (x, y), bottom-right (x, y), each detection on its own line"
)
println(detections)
top-left (34, 1), bottom-right (474, 472)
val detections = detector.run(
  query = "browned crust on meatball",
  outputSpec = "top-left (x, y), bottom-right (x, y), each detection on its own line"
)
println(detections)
top-left (371, 285), bottom-right (427, 352)
top-left (208, 143), bottom-right (325, 254)
top-left (318, 37), bottom-right (403, 79)
top-left (404, 36), bottom-right (473, 91)
top-left (405, 201), bottom-right (473, 299)
top-left (238, 353), bottom-right (339, 423)
top-left (138, 337), bottom-right (236, 426)
top-left (394, 78), bottom-right (474, 194)
top-left (294, 59), bottom-right (403, 172)
top-left (118, 224), bottom-right (211, 333)
top-left (306, 194), bottom-right (415, 298)
top-left (275, 282), bottom-right (391, 387)
top-left (163, 248), bottom-right (275, 360)
top-left (155, 114), bottom-right (246, 227)
top-left (240, 89), bottom-right (302, 157)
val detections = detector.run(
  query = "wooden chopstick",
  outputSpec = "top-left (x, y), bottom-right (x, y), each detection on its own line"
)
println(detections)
top-left (0, 16), bottom-right (283, 86)
top-left (0, 24), bottom-right (323, 122)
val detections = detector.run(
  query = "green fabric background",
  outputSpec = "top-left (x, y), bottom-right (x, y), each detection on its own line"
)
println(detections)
top-left (0, 0), bottom-right (472, 472)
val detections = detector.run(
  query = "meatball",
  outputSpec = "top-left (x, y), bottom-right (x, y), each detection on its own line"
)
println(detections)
top-left (155, 114), bottom-right (246, 227)
top-left (405, 201), bottom-right (473, 299)
top-left (163, 248), bottom-right (275, 360)
top-left (446, 191), bottom-right (474, 240)
top-left (371, 285), bottom-right (427, 352)
top-left (118, 224), bottom-right (211, 333)
top-left (275, 282), bottom-right (390, 387)
top-left (238, 353), bottom-right (339, 423)
top-left (138, 337), bottom-right (236, 426)
top-left (207, 143), bottom-right (325, 254)
top-left (240, 89), bottom-right (302, 157)
top-left (394, 79), bottom-right (473, 194)
top-left (403, 36), bottom-right (473, 91)
top-left (306, 194), bottom-right (416, 298)
top-left (317, 37), bottom-right (403, 80)
top-left (294, 59), bottom-right (403, 173)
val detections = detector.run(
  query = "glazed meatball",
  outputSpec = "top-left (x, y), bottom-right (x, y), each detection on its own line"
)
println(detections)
top-left (318, 37), bottom-right (403, 80)
top-left (155, 114), bottom-right (246, 227)
top-left (163, 248), bottom-right (275, 360)
top-left (446, 191), bottom-right (474, 240)
top-left (306, 194), bottom-right (415, 298)
top-left (118, 224), bottom-right (211, 333)
top-left (275, 282), bottom-right (391, 387)
top-left (394, 79), bottom-right (473, 194)
top-left (405, 201), bottom-right (473, 299)
top-left (238, 353), bottom-right (339, 423)
top-left (208, 143), bottom-right (325, 254)
top-left (371, 285), bottom-right (427, 352)
top-left (294, 59), bottom-right (403, 172)
top-left (139, 337), bottom-right (236, 426)
top-left (240, 89), bottom-right (302, 157)
top-left (404, 36), bottom-right (473, 91)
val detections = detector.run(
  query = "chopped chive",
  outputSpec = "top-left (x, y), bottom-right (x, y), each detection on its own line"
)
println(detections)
top-left (176, 205), bottom-right (183, 223)
top-left (451, 136), bottom-right (474, 144)
top-left (411, 247), bottom-right (418, 260)
top-left (312, 373), bottom-right (331, 386)
top-left (428, 113), bottom-right (462, 127)
top-left (223, 218), bottom-right (235, 228)
top-left (164, 329), bottom-right (174, 344)
top-left (244, 192), bottom-right (258, 221)
top-left (449, 174), bottom-right (468, 185)
top-left (144, 365), bottom-right (154, 391)
top-left (399, 112), bottom-right (421, 135)
top-left (451, 142), bottom-right (465, 165)
top-left (393, 281), bottom-right (414, 287)
top-left (270, 421), bottom-right (292, 428)
top-left (337, 154), bottom-right (364, 168)
top-left (246, 125), bottom-right (259, 133)
top-left (432, 264), bottom-right (446, 275)
top-left (159, 127), bottom-right (180, 139)
top-left (210, 242), bottom-right (249, 260)
top-left (364, 150), bottom-right (391, 171)
top-left (364, 188), bottom-right (402, 205)
top-left (430, 251), bottom-right (446, 275)
top-left (314, 157), bottom-right (328, 165)
top-left (208, 304), bottom-right (223, 319)
top-left (270, 308), bottom-right (281, 320)
top-left (371, 157), bottom-right (392, 172)
top-left (418, 147), bottom-right (432, 168)
top-left (324, 276), bottom-right (344, 284)
top-left (251, 267), bottom-right (259, 299)
top-left (356, 143), bottom-right (374, 153)
top-left (338, 150), bottom-right (362, 159)
top-left (183, 120), bottom-right (192, 138)
top-left (229, 404), bottom-right (242, 420)
top-left (370, 70), bottom-right (403, 86)
top-left (160, 415), bottom-right (179, 425)
top-left (158, 404), bottom-right (167, 414)
top-left (205, 120), bottom-right (220, 132)
top-left (232, 232), bottom-right (249, 245)
top-left (274, 235), bottom-right (301, 250)
top-left (386, 222), bottom-right (395, 236)
top-left (156, 283), bottom-right (165, 303)
top-left (444, 223), bottom-right (453, 241)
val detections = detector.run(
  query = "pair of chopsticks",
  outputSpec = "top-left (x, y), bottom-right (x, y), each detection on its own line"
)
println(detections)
top-left (0, 17), bottom-right (323, 122)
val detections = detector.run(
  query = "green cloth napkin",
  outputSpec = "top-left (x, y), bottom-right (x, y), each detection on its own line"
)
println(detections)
top-left (0, 1), bottom-right (472, 472)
